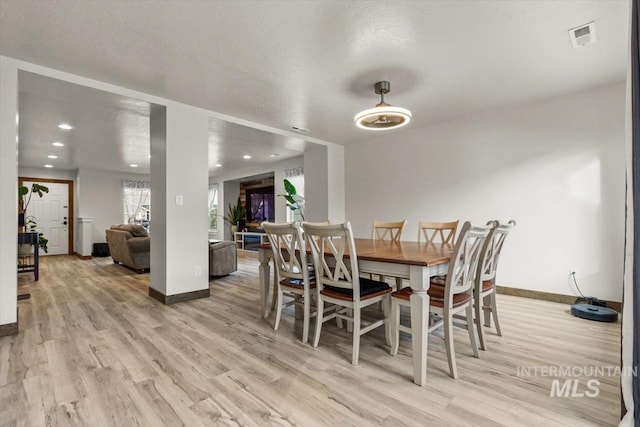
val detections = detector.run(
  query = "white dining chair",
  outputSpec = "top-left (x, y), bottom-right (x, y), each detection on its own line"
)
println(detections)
top-left (474, 220), bottom-right (515, 350)
top-left (417, 220), bottom-right (459, 245)
top-left (371, 219), bottom-right (407, 242)
top-left (303, 221), bottom-right (392, 365)
top-left (371, 219), bottom-right (407, 292)
top-left (262, 221), bottom-right (315, 343)
top-left (390, 221), bottom-right (492, 379)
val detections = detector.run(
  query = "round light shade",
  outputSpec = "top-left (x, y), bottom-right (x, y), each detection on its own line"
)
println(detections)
top-left (354, 105), bottom-right (412, 131)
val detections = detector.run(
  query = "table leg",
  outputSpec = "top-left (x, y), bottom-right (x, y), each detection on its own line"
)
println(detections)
top-left (34, 236), bottom-right (39, 281)
top-left (409, 265), bottom-right (430, 386)
top-left (258, 248), bottom-right (271, 318)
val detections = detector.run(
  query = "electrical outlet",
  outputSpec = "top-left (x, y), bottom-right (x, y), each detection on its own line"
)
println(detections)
top-left (194, 266), bottom-right (201, 277)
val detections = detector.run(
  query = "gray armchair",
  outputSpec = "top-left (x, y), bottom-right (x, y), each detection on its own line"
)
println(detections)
top-left (209, 241), bottom-right (237, 277)
top-left (105, 225), bottom-right (150, 273)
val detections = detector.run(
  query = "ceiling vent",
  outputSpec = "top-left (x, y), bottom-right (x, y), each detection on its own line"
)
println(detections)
top-left (569, 22), bottom-right (596, 48)
top-left (290, 125), bottom-right (310, 133)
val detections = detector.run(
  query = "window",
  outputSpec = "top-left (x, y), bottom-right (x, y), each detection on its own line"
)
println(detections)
top-left (123, 180), bottom-right (151, 229)
top-left (208, 183), bottom-right (218, 231)
top-left (246, 186), bottom-right (275, 223)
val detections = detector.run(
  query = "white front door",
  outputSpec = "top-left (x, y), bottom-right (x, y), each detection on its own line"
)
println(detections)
top-left (24, 181), bottom-right (69, 256)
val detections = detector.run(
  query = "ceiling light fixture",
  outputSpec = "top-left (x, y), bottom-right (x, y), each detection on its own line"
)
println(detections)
top-left (354, 81), bottom-right (411, 131)
top-left (242, 155), bottom-right (252, 159)
top-left (58, 123), bottom-right (73, 130)
top-left (44, 164), bottom-right (53, 168)
top-left (130, 164), bottom-right (138, 168)
top-left (215, 163), bottom-right (222, 167)
top-left (269, 153), bottom-right (280, 157)
top-left (47, 155), bottom-right (58, 159)
top-left (52, 142), bottom-right (64, 147)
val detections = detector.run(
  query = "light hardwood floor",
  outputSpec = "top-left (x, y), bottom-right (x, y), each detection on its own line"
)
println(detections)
top-left (1, 252), bottom-right (621, 426)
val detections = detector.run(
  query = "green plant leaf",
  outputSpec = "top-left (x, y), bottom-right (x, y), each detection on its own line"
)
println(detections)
top-left (284, 179), bottom-right (296, 195)
top-left (284, 195), bottom-right (296, 205)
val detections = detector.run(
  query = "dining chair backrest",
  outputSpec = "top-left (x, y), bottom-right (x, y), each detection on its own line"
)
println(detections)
top-left (444, 221), bottom-right (492, 303)
top-left (262, 222), bottom-right (309, 283)
top-left (371, 220), bottom-right (407, 242)
top-left (417, 220), bottom-right (459, 244)
top-left (477, 220), bottom-right (516, 284)
top-left (303, 222), bottom-right (360, 295)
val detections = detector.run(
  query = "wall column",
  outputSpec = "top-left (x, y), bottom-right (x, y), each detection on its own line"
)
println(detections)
top-left (150, 103), bottom-right (210, 303)
top-left (0, 57), bottom-right (18, 335)
top-left (303, 143), bottom-right (345, 223)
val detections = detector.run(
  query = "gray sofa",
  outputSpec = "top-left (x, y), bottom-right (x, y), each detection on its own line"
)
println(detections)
top-left (105, 225), bottom-right (150, 273)
top-left (209, 241), bottom-right (237, 277)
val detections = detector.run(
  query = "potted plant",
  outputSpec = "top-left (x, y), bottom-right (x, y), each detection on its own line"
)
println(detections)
top-left (224, 196), bottom-right (246, 237)
top-left (18, 183), bottom-right (49, 254)
top-left (18, 183), bottom-right (49, 230)
top-left (278, 179), bottom-right (305, 221)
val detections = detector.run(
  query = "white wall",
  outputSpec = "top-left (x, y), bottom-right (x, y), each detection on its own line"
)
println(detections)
top-left (346, 82), bottom-right (626, 302)
top-left (19, 167), bottom-right (76, 181)
top-left (0, 57), bottom-right (18, 326)
top-left (76, 168), bottom-right (150, 244)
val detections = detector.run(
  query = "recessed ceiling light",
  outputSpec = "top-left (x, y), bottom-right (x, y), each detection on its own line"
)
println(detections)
top-left (269, 153), bottom-right (280, 157)
top-left (47, 155), bottom-right (58, 159)
top-left (242, 155), bottom-right (252, 159)
top-left (215, 163), bottom-right (222, 167)
top-left (58, 123), bottom-right (73, 130)
top-left (148, 155), bottom-right (151, 159)
top-left (52, 142), bottom-right (64, 147)
top-left (130, 164), bottom-right (138, 168)
top-left (44, 164), bottom-right (53, 168)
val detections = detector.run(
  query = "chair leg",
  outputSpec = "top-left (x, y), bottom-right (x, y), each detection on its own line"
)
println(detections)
top-left (483, 294), bottom-right (491, 327)
top-left (466, 305), bottom-right (479, 358)
top-left (270, 268), bottom-right (278, 314)
top-left (490, 292), bottom-right (502, 336)
top-left (444, 311), bottom-right (458, 379)
top-left (475, 296), bottom-right (487, 351)
top-left (312, 297), bottom-right (324, 348)
top-left (346, 308), bottom-right (353, 332)
top-left (390, 299), bottom-right (400, 356)
top-left (273, 286), bottom-right (283, 332)
top-left (302, 291), bottom-right (310, 344)
top-left (352, 306), bottom-right (361, 365)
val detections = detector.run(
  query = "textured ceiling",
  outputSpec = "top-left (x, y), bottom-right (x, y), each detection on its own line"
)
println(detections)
top-left (1, 1), bottom-right (629, 153)
top-left (18, 71), bottom-right (305, 174)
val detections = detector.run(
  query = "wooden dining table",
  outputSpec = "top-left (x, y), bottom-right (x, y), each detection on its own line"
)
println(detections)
top-left (257, 238), bottom-right (453, 386)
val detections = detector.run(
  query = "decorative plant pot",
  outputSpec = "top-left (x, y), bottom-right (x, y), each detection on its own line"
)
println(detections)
top-left (230, 225), bottom-right (238, 237)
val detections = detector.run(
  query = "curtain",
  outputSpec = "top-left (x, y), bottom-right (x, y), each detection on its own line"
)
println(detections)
top-left (621, 0), bottom-right (639, 424)
top-left (284, 167), bottom-right (303, 178)
top-left (123, 180), bottom-right (150, 225)
top-left (208, 183), bottom-right (218, 230)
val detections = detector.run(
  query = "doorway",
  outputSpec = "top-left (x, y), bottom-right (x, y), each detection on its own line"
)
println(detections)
top-left (19, 177), bottom-right (74, 256)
